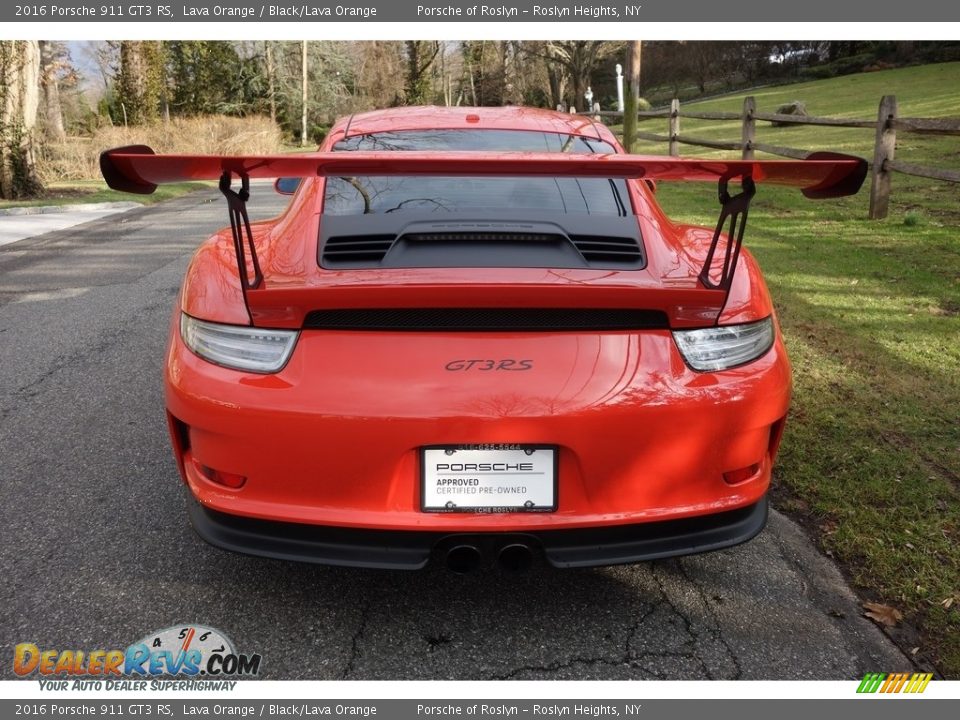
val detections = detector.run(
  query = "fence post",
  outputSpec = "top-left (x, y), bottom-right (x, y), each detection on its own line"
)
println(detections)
top-left (669, 98), bottom-right (680, 157)
top-left (741, 96), bottom-right (756, 161)
top-left (869, 95), bottom-right (897, 220)
top-left (592, 102), bottom-right (601, 122)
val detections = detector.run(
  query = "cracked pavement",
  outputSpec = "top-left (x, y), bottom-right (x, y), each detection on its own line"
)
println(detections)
top-left (0, 191), bottom-right (912, 680)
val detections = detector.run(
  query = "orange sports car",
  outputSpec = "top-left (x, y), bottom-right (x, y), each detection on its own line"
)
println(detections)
top-left (100, 106), bottom-right (865, 572)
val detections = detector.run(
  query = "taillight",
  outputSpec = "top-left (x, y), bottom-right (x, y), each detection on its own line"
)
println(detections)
top-left (180, 313), bottom-right (298, 373)
top-left (673, 316), bottom-right (775, 372)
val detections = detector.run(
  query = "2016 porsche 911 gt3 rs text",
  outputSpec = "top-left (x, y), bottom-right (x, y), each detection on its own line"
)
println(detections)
top-left (100, 106), bottom-right (867, 572)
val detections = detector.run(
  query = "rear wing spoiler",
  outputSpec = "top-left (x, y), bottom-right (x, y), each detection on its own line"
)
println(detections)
top-left (100, 145), bottom-right (866, 322)
top-left (101, 146), bottom-right (865, 199)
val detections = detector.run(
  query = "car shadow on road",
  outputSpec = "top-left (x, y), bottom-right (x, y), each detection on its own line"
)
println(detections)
top-left (142, 516), bottom-right (735, 680)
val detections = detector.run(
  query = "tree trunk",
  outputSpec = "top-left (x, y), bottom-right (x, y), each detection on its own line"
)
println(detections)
top-left (405, 41), bottom-right (422, 103)
top-left (119, 41), bottom-right (145, 124)
top-left (546, 63), bottom-right (564, 110)
top-left (440, 43), bottom-right (451, 107)
top-left (160, 50), bottom-right (170, 123)
top-left (38, 41), bottom-right (66, 143)
top-left (0, 40), bottom-right (43, 199)
top-left (569, 43), bottom-right (590, 109)
top-left (622, 41), bottom-right (641, 153)
top-left (117, 41), bottom-right (162, 125)
top-left (266, 41), bottom-right (276, 123)
top-left (405, 41), bottom-right (439, 104)
top-left (300, 41), bottom-right (308, 147)
top-left (571, 74), bottom-right (587, 110)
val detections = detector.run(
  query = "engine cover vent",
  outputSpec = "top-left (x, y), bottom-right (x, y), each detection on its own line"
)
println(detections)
top-left (569, 235), bottom-right (643, 264)
top-left (322, 234), bottom-right (395, 264)
top-left (318, 213), bottom-right (646, 270)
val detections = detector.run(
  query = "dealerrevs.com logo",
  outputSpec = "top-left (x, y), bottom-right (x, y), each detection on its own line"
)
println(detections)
top-left (15, 625), bottom-right (261, 690)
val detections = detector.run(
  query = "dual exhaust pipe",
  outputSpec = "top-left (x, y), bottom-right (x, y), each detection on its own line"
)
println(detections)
top-left (445, 542), bottom-right (535, 574)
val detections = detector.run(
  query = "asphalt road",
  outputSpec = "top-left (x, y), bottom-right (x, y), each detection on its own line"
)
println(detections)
top-left (0, 202), bottom-right (142, 248)
top-left (0, 189), bottom-right (912, 680)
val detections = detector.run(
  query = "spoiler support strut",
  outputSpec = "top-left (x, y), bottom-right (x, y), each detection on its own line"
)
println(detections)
top-left (218, 173), bottom-right (263, 307)
top-left (699, 176), bottom-right (756, 294)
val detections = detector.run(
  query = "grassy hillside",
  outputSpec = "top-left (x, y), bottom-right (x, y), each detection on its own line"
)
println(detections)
top-left (622, 62), bottom-right (960, 676)
top-left (627, 62), bottom-right (960, 216)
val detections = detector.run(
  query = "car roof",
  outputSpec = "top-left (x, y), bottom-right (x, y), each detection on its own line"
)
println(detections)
top-left (331, 106), bottom-right (617, 144)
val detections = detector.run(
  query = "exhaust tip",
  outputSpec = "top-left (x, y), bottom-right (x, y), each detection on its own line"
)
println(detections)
top-left (446, 544), bottom-right (482, 574)
top-left (498, 543), bottom-right (534, 573)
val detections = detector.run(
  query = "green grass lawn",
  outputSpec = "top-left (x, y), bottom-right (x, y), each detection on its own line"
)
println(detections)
top-left (0, 180), bottom-right (209, 211)
top-left (621, 62), bottom-right (960, 676)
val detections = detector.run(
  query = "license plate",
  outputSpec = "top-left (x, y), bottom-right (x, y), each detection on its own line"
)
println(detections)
top-left (421, 444), bottom-right (557, 513)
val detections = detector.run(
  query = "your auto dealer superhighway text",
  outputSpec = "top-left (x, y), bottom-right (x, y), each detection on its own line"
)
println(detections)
top-left (417, 5), bottom-right (626, 18)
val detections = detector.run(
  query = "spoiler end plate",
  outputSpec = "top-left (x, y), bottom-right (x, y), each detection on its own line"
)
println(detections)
top-left (100, 145), bottom-right (158, 195)
top-left (801, 151), bottom-right (868, 199)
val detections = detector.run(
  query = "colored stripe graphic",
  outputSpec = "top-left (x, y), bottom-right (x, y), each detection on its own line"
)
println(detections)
top-left (912, 673), bottom-right (933, 693)
top-left (857, 673), bottom-right (885, 693)
top-left (880, 674), bottom-right (896, 693)
top-left (857, 672), bottom-right (933, 694)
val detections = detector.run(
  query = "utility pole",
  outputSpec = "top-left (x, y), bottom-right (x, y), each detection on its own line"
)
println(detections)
top-left (301, 40), bottom-right (308, 147)
top-left (622, 41), bottom-right (641, 153)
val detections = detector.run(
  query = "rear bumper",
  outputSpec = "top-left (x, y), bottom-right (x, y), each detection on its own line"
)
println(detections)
top-left (167, 326), bottom-right (790, 532)
top-left (187, 493), bottom-right (768, 570)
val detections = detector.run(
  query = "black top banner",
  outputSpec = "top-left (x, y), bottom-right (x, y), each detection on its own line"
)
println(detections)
top-left (5, 0), bottom-right (959, 22)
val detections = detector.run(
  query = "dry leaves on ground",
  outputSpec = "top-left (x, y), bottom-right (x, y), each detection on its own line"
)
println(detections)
top-left (863, 601), bottom-right (903, 627)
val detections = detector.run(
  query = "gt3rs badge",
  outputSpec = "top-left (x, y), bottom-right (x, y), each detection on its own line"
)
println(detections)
top-left (445, 359), bottom-right (533, 371)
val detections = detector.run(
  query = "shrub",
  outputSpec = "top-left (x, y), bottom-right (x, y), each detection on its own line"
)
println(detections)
top-left (38, 115), bottom-right (284, 182)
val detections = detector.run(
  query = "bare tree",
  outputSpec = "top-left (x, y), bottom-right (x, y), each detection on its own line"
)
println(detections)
top-left (79, 41), bottom-right (116, 96)
top-left (523, 42), bottom-right (566, 109)
top-left (38, 41), bottom-right (66, 142)
top-left (461, 41), bottom-right (523, 107)
top-left (0, 40), bottom-right (43, 198)
top-left (405, 41), bottom-right (440, 104)
top-left (527, 41), bottom-right (622, 110)
top-left (352, 42), bottom-right (405, 109)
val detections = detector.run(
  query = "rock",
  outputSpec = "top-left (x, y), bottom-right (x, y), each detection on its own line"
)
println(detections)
top-left (773, 100), bottom-right (808, 127)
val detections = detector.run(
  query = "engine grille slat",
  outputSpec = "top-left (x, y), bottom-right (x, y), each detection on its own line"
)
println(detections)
top-left (402, 232), bottom-right (563, 243)
top-left (322, 234), bottom-right (395, 264)
top-left (568, 235), bottom-right (643, 264)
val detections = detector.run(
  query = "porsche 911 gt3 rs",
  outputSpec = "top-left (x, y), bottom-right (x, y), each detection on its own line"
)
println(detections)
top-left (100, 106), bottom-right (866, 572)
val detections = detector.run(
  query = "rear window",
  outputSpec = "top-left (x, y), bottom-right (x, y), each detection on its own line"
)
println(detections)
top-left (323, 129), bottom-right (629, 217)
